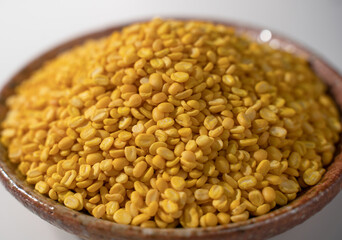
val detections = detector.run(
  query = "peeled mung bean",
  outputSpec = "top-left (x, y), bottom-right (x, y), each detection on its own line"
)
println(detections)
top-left (1, 18), bottom-right (340, 228)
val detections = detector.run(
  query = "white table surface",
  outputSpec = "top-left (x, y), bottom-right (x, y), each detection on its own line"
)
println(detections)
top-left (0, 0), bottom-right (341, 239)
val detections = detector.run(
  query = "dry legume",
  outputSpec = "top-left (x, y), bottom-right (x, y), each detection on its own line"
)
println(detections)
top-left (1, 18), bottom-right (340, 228)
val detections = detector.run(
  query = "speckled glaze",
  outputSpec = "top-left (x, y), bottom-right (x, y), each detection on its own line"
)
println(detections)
top-left (0, 20), bottom-right (341, 240)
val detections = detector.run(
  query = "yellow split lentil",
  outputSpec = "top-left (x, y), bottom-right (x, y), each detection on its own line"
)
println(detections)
top-left (1, 18), bottom-right (341, 228)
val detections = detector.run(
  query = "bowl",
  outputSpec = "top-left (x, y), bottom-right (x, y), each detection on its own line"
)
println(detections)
top-left (0, 19), bottom-right (342, 240)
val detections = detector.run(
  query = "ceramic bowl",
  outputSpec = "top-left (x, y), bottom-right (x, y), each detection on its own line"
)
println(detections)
top-left (0, 20), bottom-right (342, 240)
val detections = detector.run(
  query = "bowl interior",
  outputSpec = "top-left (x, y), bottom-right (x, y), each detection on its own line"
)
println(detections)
top-left (0, 20), bottom-right (342, 240)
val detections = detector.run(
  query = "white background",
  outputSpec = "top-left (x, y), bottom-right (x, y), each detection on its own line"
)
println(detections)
top-left (0, 0), bottom-right (341, 239)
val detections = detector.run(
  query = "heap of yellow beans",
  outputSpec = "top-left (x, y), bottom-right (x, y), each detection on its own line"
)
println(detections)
top-left (1, 18), bottom-right (341, 228)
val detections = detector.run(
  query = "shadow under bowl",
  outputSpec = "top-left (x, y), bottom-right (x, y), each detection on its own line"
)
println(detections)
top-left (0, 19), bottom-right (342, 240)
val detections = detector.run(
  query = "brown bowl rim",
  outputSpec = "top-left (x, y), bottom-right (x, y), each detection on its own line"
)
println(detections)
top-left (0, 19), bottom-right (342, 240)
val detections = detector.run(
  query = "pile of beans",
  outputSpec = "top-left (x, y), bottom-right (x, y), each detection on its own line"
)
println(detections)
top-left (1, 19), bottom-right (340, 228)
